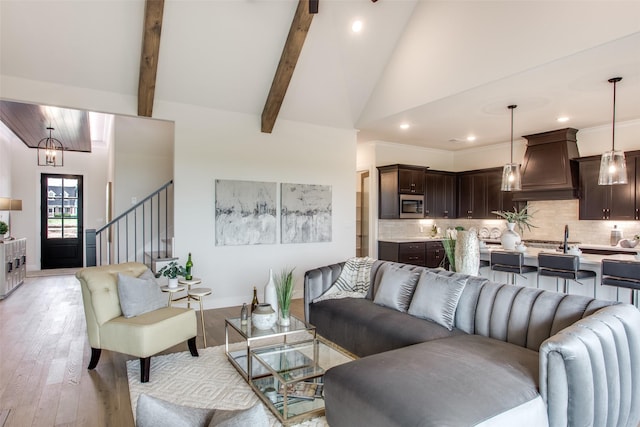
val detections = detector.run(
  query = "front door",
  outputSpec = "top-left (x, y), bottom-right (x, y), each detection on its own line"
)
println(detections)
top-left (41, 174), bottom-right (83, 269)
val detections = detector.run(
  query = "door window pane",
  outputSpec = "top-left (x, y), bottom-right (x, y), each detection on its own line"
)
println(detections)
top-left (46, 177), bottom-right (78, 239)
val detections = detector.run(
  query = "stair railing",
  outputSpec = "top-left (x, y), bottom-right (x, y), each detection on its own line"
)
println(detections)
top-left (85, 180), bottom-right (174, 267)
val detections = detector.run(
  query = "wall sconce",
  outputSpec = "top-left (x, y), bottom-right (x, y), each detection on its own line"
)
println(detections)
top-left (37, 126), bottom-right (64, 167)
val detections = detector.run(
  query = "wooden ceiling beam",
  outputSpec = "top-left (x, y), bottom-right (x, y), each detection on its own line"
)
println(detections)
top-left (138, 0), bottom-right (165, 117)
top-left (261, 0), bottom-right (315, 133)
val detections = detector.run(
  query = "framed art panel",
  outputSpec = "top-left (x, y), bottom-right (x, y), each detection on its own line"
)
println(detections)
top-left (281, 183), bottom-right (332, 244)
top-left (215, 180), bottom-right (277, 246)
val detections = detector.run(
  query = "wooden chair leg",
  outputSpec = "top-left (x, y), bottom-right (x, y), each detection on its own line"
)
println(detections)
top-left (188, 337), bottom-right (199, 357)
top-left (88, 348), bottom-right (101, 370)
top-left (140, 357), bottom-right (151, 383)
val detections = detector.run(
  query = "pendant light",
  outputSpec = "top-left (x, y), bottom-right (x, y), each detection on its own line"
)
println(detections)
top-left (598, 77), bottom-right (627, 185)
top-left (37, 126), bottom-right (64, 167)
top-left (501, 105), bottom-right (521, 191)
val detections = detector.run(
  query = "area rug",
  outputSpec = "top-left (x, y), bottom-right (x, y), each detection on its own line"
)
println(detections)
top-left (127, 345), bottom-right (334, 426)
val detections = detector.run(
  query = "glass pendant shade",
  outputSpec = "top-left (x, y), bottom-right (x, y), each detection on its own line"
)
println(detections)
top-left (598, 77), bottom-right (627, 185)
top-left (598, 150), bottom-right (628, 185)
top-left (501, 163), bottom-right (522, 191)
top-left (501, 104), bottom-right (521, 191)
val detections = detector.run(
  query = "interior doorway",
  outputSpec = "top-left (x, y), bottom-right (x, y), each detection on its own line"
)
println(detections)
top-left (356, 171), bottom-right (370, 257)
top-left (40, 174), bottom-right (84, 269)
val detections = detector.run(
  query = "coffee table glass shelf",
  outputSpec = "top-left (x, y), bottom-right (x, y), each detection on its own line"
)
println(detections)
top-left (225, 316), bottom-right (351, 425)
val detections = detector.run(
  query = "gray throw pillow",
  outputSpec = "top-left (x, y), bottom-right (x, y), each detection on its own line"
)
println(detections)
top-left (408, 270), bottom-right (467, 330)
top-left (117, 270), bottom-right (167, 318)
top-left (373, 264), bottom-right (420, 312)
top-left (209, 404), bottom-right (268, 427)
top-left (136, 394), bottom-right (214, 427)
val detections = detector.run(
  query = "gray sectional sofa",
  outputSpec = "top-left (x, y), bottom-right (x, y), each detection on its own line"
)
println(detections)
top-left (304, 260), bottom-right (640, 427)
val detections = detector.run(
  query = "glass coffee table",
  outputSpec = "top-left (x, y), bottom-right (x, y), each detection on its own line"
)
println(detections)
top-left (225, 316), bottom-right (352, 425)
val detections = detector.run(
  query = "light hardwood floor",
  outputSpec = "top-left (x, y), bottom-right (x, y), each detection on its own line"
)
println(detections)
top-left (0, 273), bottom-right (304, 427)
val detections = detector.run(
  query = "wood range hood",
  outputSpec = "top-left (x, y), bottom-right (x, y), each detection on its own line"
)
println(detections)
top-left (512, 128), bottom-right (580, 201)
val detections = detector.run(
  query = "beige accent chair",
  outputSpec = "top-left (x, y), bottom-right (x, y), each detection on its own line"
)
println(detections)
top-left (76, 262), bottom-right (198, 382)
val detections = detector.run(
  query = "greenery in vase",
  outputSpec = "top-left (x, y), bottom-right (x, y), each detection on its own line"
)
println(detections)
top-left (0, 221), bottom-right (7, 236)
top-left (275, 268), bottom-right (295, 318)
top-left (441, 237), bottom-right (456, 272)
top-left (491, 204), bottom-right (537, 235)
top-left (155, 261), bottom-right (187, 279)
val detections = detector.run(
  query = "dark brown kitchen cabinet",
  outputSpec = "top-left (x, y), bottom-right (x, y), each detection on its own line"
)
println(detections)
top-left (458, 168), bottom-right (516, 219)
top-left (578, 153), bottom-right (637, 220)
top-left (398, 167), bottom-right (426, 194)
top-left (426, 241), bottom-right (445, 268)
top-left (457, 171), bottom-right (488, 219)
top-left (425, 171), bottom-right (456, 218)
top-left (378, 241), bottom-right (426, 267)
top-left (378, 164), bottom-right (427, 219)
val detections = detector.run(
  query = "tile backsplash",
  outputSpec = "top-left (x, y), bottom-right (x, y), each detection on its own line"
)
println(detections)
top-left (378, 200), bottom-right (640, 246)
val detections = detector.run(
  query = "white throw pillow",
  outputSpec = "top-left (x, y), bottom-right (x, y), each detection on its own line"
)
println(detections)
top-left (117, 270), bottom-right (167, 318)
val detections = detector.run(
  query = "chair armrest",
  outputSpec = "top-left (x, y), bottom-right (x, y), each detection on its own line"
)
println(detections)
top-left (303, 263), bottom-right (344, 322)
top-left (539, 304), bottom-right (640, 427)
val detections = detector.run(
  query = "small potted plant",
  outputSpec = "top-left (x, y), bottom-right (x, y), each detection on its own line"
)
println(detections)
top-left (156, 261), bottom-right (187, 288)
top-left (0, 221), bottom-right (8, 240)
top-left (275, 268), bottom-right (295, 327)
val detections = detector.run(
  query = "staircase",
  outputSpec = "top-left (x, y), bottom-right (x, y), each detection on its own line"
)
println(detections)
top-left (85, 180), bottom-right (174, 268)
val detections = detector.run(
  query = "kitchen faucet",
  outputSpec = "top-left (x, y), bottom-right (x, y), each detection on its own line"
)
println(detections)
top-left (563, 225), bottom-right (569, 254)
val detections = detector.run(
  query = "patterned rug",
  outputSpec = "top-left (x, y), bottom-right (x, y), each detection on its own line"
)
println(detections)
top-left (127, 345), bottom-right (339, 426)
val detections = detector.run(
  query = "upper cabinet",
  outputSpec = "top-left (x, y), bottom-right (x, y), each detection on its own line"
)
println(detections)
top-left (457, 168), bottom-right (516, 219)
top-left (425, 171), bottom-right (456, 219)
top-left (578, 152), bottom-right (638, 220)
top-left (398, 167), bottom-right (426, 194)
top-left (378, 164), bottom-right (427, 219)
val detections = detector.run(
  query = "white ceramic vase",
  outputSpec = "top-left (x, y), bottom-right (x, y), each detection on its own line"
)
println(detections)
top-left (501, 222), bottom-right (520, 250)
top-left (251, 303), bottom-right (277, 330)
top-left (263, 268), bottom-right (278, 315)
top-left (455, 230), bottom-right (480, 276)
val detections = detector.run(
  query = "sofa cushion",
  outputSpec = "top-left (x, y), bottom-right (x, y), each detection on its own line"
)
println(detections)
top-left (310, 298), bottom-right (463, 357)
top-left (117, 271), bottom-right (167, 318)
top-left (324, 334), bottom-right (541, 427)
top-left (407, 270), bottom-right (467, 330)
top-left (208, 404), bottom-right (268, 427)
top-left (373, 263), bottom-right (420, 312)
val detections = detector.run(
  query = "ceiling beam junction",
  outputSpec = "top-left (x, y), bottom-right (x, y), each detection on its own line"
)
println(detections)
top-left (138, 0), bottom-right (165, 118)
top-left (261, 0), bottom-right (316, 133)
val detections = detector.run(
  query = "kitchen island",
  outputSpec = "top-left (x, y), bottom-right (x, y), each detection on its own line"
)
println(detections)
top-left (480, 246), bottom-right (638, 303)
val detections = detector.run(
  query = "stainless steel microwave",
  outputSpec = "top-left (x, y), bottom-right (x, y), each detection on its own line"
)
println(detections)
top-left (400, 194), bottom-right (424, 219)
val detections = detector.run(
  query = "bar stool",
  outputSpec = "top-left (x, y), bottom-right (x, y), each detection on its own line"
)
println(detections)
top-left (188, 287), bottom-right (212, 347)
top-left (537, 252), bottom-right (597, 297)
top-left (601, 259), bottom-right (640, 307)
top-left (490, 250), bottom-right (537, 285)
top-left (478, 259), bottom-right (490, 277)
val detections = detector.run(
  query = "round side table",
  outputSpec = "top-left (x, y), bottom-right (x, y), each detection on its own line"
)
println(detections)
top-left (160, 285), bottom-right (186, 307)
top-left (188, 287), bottom-right (212, 348)
top-left (178, 277), bottom-right (202, 309)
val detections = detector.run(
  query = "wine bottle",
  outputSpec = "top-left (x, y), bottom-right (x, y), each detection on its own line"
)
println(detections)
top-left (185, 252), bottom-right (193, 280)
top-left (251, 286), bottom-right (259, 312)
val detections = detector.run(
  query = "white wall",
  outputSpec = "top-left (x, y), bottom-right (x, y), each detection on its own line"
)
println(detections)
top-left (154, 100), bottom-right (356, 308)
top-left (113, 115), bottom-right (174, 214)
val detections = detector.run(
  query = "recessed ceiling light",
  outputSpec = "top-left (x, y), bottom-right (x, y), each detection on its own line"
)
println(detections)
top-left (399, 123), bottom-right (410, 130)
top-left (466, 135), bottom-right (476, 142)
top-left (557, 116), bottom-right (570, 123)
top-left (352, 20), bottom-right (363, 33)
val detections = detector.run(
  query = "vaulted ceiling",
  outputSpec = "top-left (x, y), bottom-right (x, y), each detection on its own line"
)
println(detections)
top-left (1, 0), bottom-right (639, 152)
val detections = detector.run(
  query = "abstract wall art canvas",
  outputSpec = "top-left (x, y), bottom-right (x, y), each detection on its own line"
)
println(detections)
top-left (281, 183), bottom-right (332, 244)
top-left (215, 180), bottom-right (277, 246)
